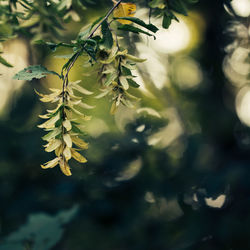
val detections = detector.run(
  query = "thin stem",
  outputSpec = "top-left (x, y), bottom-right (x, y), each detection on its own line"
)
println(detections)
top-left (62, 0), bottom-right (122, 90)
top-left (59, 0), bottom-right (123, 158)
top-left (117, 56), bottom-right (122, 82)
top-left (88, 0), bottom-right (122, 39)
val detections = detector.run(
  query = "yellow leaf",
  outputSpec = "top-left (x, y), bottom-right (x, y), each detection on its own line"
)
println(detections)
top-left (63, 119), bottom-right (72, 131)
top-left (37, 112), bottom-right (60, 129)
top-left (110, 101), bottom-right (118, 115)
top-left (71, 107), bottom-right (92, 120)
top-left (44, 139), bottom-right (62, 152)
top-left (116, 94), bottom-right (122, 106)
top-left (125, 91), bottom-right (141, 101)
top-left (55, 144), bottom-right (64, 156)
top-left (113, 2), bottom-right (136, 24)
top-left (63, 146), bottom-right (72, 160)
top-left (67, 92), bottom-right (82, 101)
top-left (137, 107), bottom-right (161, 118)
top-left (20, 14), bottom-right (40, 28)
top-left (68, 80), bottom-right (94, 95)
top-left (72, 136), bottom-right (89, 149)
top-left (39, 114), bottom-right (50, 119)
top-left (70, 100), bottom-right (82, 106)
top-left (34, 89), bottom-right (61, 103)
top-left (125, 54), bottom-right (147, 63)
top-left (119, 76), bottom-right (129, 90)
top-left (49, 88), bottom-right (61, 94)
top-left (71, 84), bottom-right (93, 95)
top-left (47, 103), bottom-right (62, 113)
top-left (95, 89), bottom-right (110, 99)
top-left (64, 108), bottom-right (72, 119)
top-left (78, 102), bottom-right (95, 110)
top-left (71, 148), bottom-right (87, 163)
top-left (63, 133), bottom-right (72, 148)
top-left (59, 158), bottom-right (72, 176)
top-left (117, 49), bottom-right (128, 56)
top-left (41, 157), bottom-right (60, 169)
top-left (42, 127), bottom-right (61, 141)
top-left (100, 46), bottom-right (119, 64)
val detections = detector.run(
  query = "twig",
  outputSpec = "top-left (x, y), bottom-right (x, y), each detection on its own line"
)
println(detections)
top-left (61, 0), bottom-right (122, 90)
top-left (59, 0), bottom-right (123, 152)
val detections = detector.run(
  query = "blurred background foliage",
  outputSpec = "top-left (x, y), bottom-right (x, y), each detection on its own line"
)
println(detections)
top-left (0, 0), bottom-right (250, 249)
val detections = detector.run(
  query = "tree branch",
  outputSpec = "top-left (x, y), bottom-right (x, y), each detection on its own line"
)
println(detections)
top-left (61, 0), bottom-right (123, 91)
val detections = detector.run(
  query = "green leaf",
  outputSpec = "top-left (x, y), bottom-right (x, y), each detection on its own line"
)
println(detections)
top-left (127, 78), bottom-right (140, 88)
top-left (78, 27), bottom-right (91, 40)
top-left (71, 124), bottom-right (85, 135)
top-left (121, 66), bottom-right (132, 76)
top-left (114, 17), bottom-right (159, 33)
top-left (162, 13), bottom-right (172, 29)
top-left (83, 45), bottom-right (96, 62)
top-left (13, 65), bottom-right (60, 81)
top-left (0, 56), bottom-right (13, 67)
top-left (169, 0), bottom-right (188, 16)
top-left (90, 15), bottom-right (105, 31)
top-left (118, 24), bottom-right (156, 39)
top-left (121, 62), bottom-right (137, 69)
top-left (62, 52), bottom-right (78, 74)
top-left (85, 39), bottom-right (97, 46)
top-left (101, 20), bottom-right (113, 49)
top-left (78, 16), bottom-right (104, 40)
top-left (35, 40), bottom-right (75, 52)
